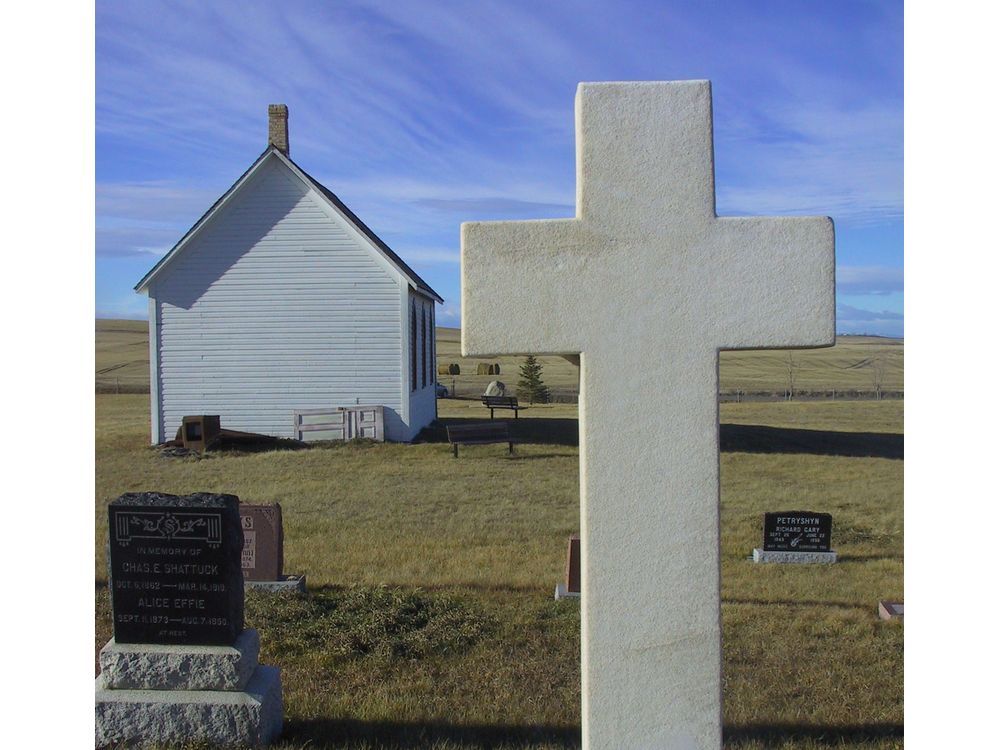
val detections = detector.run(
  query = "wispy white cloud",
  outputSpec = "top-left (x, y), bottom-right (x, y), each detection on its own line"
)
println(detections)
top-left (837, 266), bottom-right (904, 296)
top-left (836, 302), bottom-right (904, 338)
top-left (413, 197), bottom-right (574, 217)
top-left (96, 182), bottom-right (219, 258)
top-left (436, 303), bottom-right (462, 324)
top-left (716, 99), bottom-right (902, 225)
top-left (97, 182), bottom-right (218, 223)
top-left (97, 0), bottom-right (901, 321)
top-left (97, 224), bottom-right (181, 259)
top-left (96, 292), bottom-right (149, 320)
top-left (838, 303), bottom-right (903, 322)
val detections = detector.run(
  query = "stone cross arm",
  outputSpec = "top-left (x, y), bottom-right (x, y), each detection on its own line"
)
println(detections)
top-left (461, 213), bottom-right (834, 358)
top-left (462, 81), bottom-right (834, 361)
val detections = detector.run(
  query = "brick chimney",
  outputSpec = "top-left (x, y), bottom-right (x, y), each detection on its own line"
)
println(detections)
top-left (268, 104), bottom-right (289, 155)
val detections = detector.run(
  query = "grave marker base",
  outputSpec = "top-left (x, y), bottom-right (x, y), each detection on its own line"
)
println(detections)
top-left (554, 583), bottom-right (580, 600)
top-left (245, 574), bottom-right (307, 593)
top-left (878, 600), bottom-right (903, 620)
top-left (99, 629), bottom-right (260, 691)
top-left (95, 628), bottom-right (283, 747)
top-left (753, 548), bottom-right (838, 564)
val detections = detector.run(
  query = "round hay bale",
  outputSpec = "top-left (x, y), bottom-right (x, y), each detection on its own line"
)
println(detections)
top-left (438, 364), bottom-right (450, 376)
top-left (449, 363), bottom-right (461, 375)
top-left (477, 363), bottom-right (489, 375)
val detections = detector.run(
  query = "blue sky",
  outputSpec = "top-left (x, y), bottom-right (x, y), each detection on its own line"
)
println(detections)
top-left (96, 0), bottom-right (903, 336)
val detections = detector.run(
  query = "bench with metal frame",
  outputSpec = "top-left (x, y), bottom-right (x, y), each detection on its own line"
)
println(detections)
top-left (446, 422), bottom-right (514, 457)
top-left (481, 395), bottom-right (521, 419)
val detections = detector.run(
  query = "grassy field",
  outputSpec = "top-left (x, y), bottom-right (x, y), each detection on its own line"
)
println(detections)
top-left (95, 394), bottom-right (902, 749)
top-left (96, 319), bottom-right (151, 392)
top-left (96, 320), bottom-right (903, 398)
top-left (436, 328), bottom-right (903, 399)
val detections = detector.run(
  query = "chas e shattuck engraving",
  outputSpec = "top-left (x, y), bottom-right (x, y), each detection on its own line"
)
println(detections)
top-left (108, 493), bottom-right (244, 645)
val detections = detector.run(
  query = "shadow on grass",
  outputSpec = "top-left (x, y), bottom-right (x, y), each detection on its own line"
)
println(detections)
top-left (723, 597), bottom-right (876, 611)
top-left (724, 723), bottom-right (903, 745)
top-left (417, 418), bottom-right (580, 447)
top-left (420, 418), bottom-right (902, 460)
top-left (157, 434), bottom-right (311, 458)
top-left (835, 553), bottom-right (904, 563)
top-left (283, 718), bottom-right (580, 749)
top-left (283, 719), bottom-right (902, 748)
top-left (720, 424), bottom-right (903, 460)
top-left (305, 582), bottom-right (556, 595)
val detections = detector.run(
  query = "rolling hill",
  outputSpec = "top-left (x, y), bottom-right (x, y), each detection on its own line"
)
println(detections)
top-left (97, 320), bottom-right (902, 398)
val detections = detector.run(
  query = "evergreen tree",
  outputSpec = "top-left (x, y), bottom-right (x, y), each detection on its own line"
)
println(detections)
top-left (517, 355), bottom-right (550, 404)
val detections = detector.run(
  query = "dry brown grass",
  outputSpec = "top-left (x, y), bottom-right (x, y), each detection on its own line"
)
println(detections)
top-left (720, 336), bottom-right (903, 394)
top-left (96, 393), bottom-right (901, 749)
top-left (95, 319), bottom-right (150, 392)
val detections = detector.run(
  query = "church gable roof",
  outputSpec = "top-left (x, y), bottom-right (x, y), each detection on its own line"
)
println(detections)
top-left (134, 146), bottom-right (442, 303)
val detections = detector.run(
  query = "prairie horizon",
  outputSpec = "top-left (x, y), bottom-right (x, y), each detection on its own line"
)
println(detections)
top-left (97, 320), bottom-right (904, 399)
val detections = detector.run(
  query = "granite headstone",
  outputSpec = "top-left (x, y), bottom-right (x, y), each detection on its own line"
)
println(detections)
top-left (762, 511), bottom-right (832, 552)
top-left (566, 534), bottom-right (580, 593)
top-left (753, 509), bottom-right (837, 564)
top-left (240, 503), bottom-right (284, 582)
top-left (554, 534), bottom-right (581, 600)
top-left (108, 492), bottom-right (244, 645)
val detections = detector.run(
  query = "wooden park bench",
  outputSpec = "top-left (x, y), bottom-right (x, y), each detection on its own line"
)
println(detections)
top-left (446, 422), bottom-right (514, 458)
top-left (481, 395), bottom-right (521, 419)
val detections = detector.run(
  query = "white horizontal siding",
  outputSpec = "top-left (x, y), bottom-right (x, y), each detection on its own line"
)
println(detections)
top-left (150, 157), bottom-right (410, 441)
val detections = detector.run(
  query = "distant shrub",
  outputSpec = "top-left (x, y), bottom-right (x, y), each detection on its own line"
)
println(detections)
top-left (517, 355), bottom-right (550, 404)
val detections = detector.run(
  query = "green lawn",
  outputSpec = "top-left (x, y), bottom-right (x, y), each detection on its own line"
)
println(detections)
top-left (96, 395), bottom-right (902, 749)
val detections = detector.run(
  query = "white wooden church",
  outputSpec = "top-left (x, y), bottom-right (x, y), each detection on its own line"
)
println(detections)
top-left (135, 105), bottom-right (442, 443)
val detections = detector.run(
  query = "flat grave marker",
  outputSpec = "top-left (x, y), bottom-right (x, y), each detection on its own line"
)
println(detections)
top-left (878, 600), bottom-right (904, 620)
top-left (764, 511), bottom-right (832, 551)
top-left (753, 510), bottom-right (837, 564)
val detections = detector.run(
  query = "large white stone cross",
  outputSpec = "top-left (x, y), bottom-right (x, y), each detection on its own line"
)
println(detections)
top-left (461, 81), bottom-right (835, 749)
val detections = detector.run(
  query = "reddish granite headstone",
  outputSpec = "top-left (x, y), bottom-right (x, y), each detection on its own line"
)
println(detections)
top-left (565, 534), bottom-right (581, 594)
top-left (239, 504), bottom-right (284, 582)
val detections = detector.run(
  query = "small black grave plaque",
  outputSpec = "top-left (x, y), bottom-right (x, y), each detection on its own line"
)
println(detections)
top-left (763, 511), bottom-right (832, 552)
top-left (108, 492), bottom-right (244, 645)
